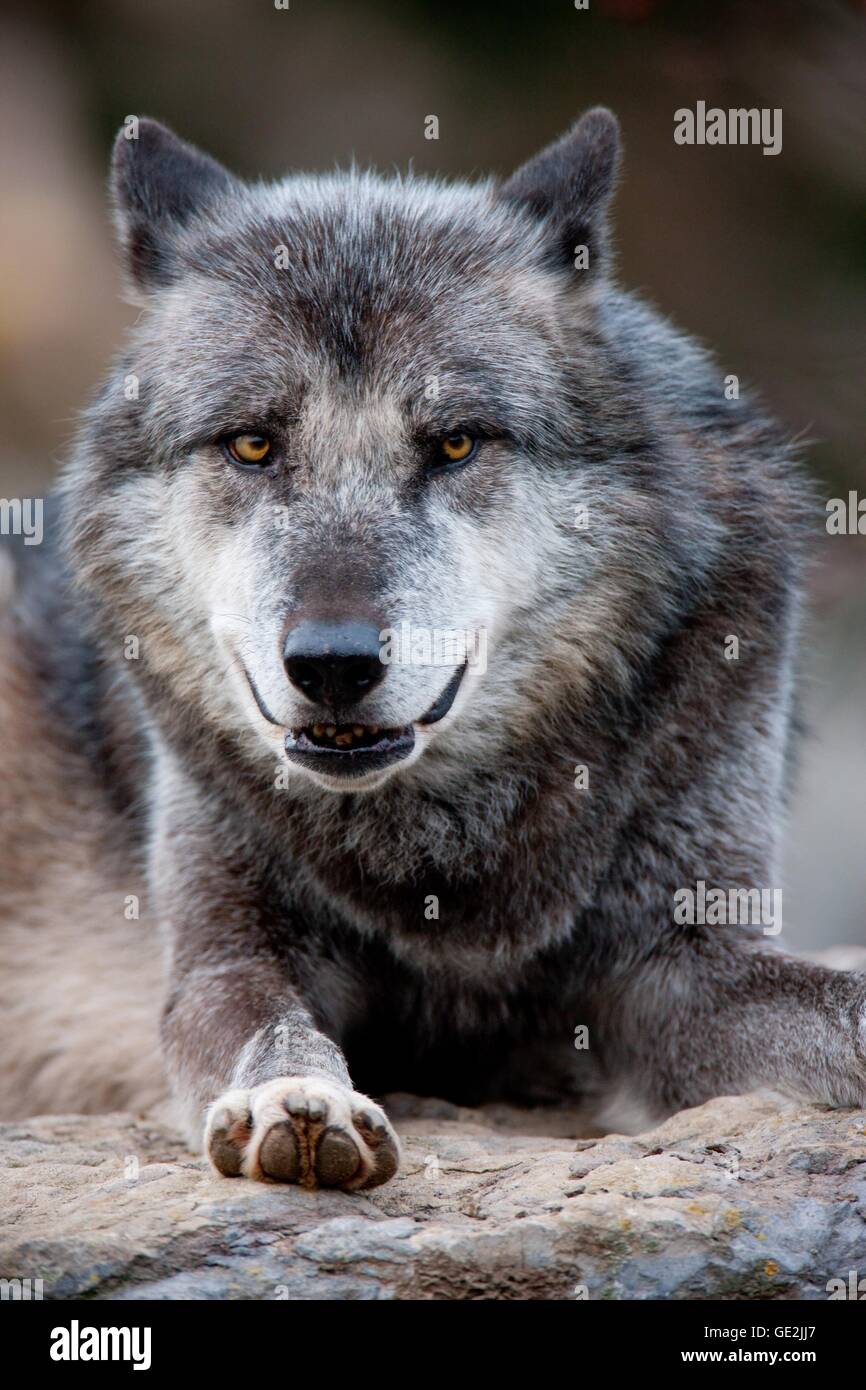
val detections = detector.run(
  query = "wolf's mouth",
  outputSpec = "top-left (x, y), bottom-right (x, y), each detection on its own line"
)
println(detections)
top-left (286, 722), bottom-right (413, 755)
top-left (283, 664), bottom-right (466, 779)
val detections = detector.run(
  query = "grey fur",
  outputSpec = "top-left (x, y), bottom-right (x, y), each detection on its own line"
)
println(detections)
top-left (2, 110), bottom-right (865, 1185)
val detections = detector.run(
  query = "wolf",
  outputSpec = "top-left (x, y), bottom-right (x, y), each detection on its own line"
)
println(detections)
top-left (1, 109), bottom-right (864, 1191)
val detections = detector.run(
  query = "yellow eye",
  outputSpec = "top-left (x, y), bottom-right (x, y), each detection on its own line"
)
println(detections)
top-left (227, 433), bottom-right (272, 465)
top-left (438, 432), bottom-right (476, 464)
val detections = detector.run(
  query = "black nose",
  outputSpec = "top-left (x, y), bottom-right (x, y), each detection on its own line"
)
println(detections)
top-left (283, 619), bottom-right (385, 708)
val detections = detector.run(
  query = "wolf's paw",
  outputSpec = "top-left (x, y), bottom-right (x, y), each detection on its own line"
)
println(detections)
top-left (204, 1076), bottom-right (400, 1190)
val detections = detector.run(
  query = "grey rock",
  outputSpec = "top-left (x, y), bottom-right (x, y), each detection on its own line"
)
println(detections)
top-left (1, 1093), bottom-right (864, 1300)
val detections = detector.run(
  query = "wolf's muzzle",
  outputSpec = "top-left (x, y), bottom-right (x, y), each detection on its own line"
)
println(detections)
top-left (281, 661), bottom-right (467, 782)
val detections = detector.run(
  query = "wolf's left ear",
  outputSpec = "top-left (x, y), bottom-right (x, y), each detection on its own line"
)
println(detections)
top-left (500, 108), bottom-right (620, 277)
top-left (110, 118), bottom-right (236, 291)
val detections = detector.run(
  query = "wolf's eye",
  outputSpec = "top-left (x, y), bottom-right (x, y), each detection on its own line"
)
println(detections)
top-left (436, 433), bottom-right (477, 466)
top-left (226, 433), bottom-right (272, 466)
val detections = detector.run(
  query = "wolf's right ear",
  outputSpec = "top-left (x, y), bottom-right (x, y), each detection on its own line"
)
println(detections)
top-left (110, 118), bottom-right (236, 291)
top-left (500, 108), bottom-right (620, 278)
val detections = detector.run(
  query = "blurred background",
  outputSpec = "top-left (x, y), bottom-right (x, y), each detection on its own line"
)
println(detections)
top-left (0, 0), bottom-right (863, 948)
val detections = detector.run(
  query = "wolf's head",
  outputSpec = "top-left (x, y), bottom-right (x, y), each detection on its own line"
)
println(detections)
top-left (64, 112), bottom-right (709, 796)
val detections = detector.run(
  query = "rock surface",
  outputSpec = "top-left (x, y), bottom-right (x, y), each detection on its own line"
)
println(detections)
top-left (2, 1091), bottom-right (864, 1300)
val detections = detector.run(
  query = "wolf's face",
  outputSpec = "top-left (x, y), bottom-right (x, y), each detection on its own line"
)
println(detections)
top-left (65, 114), bottom-right (691, 795)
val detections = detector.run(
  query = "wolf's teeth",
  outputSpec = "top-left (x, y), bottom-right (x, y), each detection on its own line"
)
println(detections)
top-left (300, 721), bottom-right (394, 748)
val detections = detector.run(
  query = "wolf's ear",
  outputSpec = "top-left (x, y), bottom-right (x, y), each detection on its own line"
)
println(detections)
top-left (500, 108), bottom-right (620, 278)
top-left (110, 118), bottom-right (236, 290)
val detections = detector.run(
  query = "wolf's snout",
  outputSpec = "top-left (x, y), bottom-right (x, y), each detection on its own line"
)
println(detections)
top-left (283, 619), bottom-right (385, 709)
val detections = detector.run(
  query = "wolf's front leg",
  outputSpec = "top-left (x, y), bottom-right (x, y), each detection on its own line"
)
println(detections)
top-left (162, 956), bottom-right (400, 1195)
top-left (597, 934), bottom-right (866, 1126)
top-left (154, 772), bottom-right (399, 1189)
top-left (161, 956), bottom-right (400, 1188)
top-left (161, 955), bottom-right (399, 1189)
